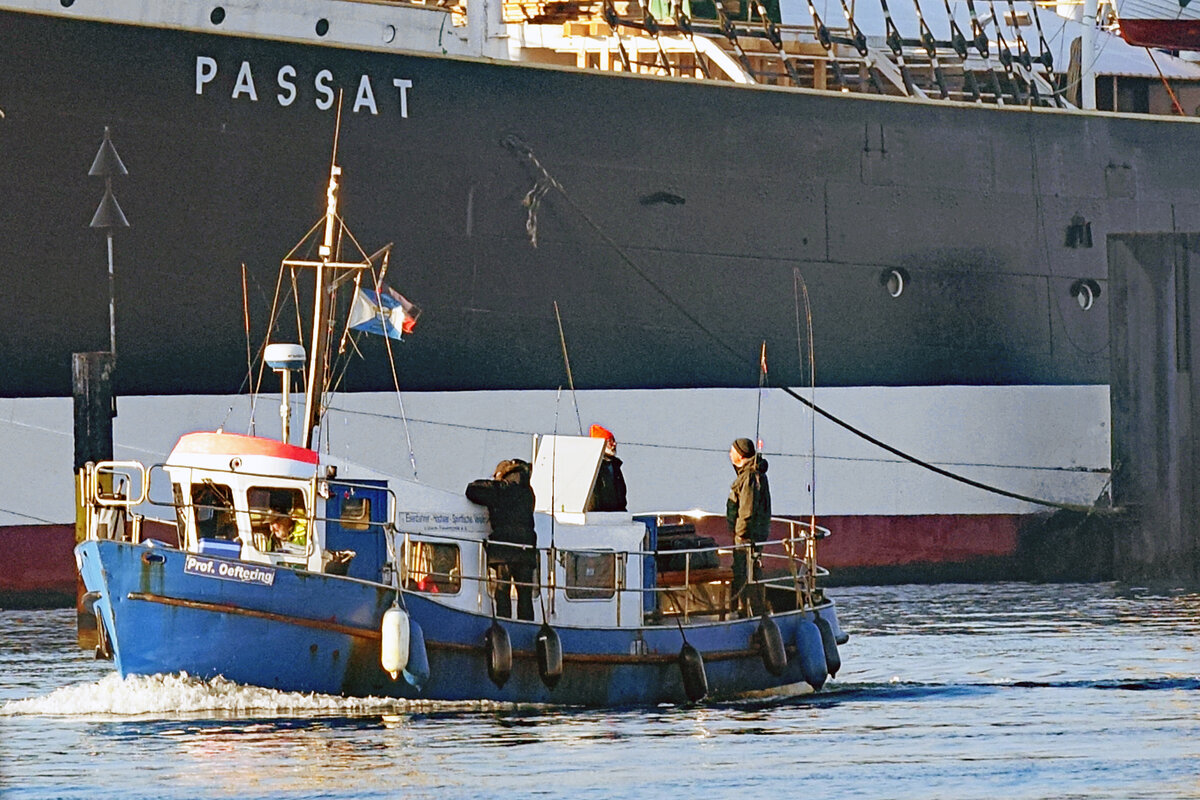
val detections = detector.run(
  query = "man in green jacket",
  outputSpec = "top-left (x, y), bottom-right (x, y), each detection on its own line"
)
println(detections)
top-left (727, 437), bottom-right (771, 617)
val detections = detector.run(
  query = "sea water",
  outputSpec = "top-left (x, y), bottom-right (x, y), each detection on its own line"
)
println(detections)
top-left (1, 582), bottom-right (1196, 799)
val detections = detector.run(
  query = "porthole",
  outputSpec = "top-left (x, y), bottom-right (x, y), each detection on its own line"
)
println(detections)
top-left (880, 268), bottom-right (908, 298)
top-left (210, 6), bottom-right (225, 24)
top-left (60, 0), bottom-right (75, 7)
top-left (1070, 278), bottom-right (1101, 311)
top-left (316, 17), bottom-right (330, 36)
top-left (384, 24), bottom-right (397, 43)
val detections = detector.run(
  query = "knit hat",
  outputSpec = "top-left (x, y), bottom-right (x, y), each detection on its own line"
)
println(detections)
top-left (732, 437), bottom-right (756, 458)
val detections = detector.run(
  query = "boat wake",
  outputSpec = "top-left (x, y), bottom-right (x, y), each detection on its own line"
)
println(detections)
top-left (0, 672), bottom-right (512, 719)
top-left (783, 675), bottom-right (1200, 705)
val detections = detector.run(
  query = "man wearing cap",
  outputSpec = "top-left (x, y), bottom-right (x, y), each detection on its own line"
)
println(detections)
top-left (466, 459), bottom-right (538, 621)
top-left (728, 437), bottom-right (771, 617)
top-left (586, 424), bottom-right (628, 512)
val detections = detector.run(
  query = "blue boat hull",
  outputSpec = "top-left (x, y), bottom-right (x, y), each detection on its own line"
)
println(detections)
top-left (78, 540), bottom-right (843, 705)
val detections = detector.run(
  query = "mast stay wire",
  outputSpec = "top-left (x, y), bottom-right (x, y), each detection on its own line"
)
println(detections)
top-left (503, 135), bottom-right (1107, 515)
top-left (554, 300), bottom-right (585, 435)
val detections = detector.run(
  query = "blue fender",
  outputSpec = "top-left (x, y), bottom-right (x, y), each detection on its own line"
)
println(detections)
top-left (813, 610), bottom-right (842, 678)
top-left (402, 620), bottom-right (430, 691)
top-left (795, 617), bottom-right (828, 691)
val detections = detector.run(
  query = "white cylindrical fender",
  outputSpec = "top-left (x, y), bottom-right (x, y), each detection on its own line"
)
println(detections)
top-left (381, 606), bottom-right (410, 680)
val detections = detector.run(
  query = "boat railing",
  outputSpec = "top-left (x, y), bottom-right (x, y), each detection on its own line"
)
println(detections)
top-left (79, 460), bottom-right (400, 558)
top-left (397, 514), bottom-right (831, 623)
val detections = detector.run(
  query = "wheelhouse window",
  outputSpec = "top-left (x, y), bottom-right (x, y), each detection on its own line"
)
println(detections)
top-left (247, 486), bottom-right (308, 550)
top-left (562, 551), bottom-right (617, 600)
top-left (404, 540), bottom-right (461, 594)
top-left (192, 481), bottom-right (237, 540)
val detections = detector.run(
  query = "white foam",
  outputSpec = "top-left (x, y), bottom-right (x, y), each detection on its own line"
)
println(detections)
top-left (0, 672), bottom-right (507, 718)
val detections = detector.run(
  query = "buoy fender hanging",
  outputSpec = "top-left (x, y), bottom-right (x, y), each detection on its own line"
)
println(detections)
top-left (486, 621), bottom-right (513, 688)
top-left (381, 606), bottom-right (410, 680)
top-left (795, 617), bottom-right (828, 691)
top-left (813, 610), bottom-right (842, 678)
top-left (757, 613), bottom-right (787, 676)
top-left (678, 642), bottom-right (708, 703)
top-left (536, 623), bottom-right (564, 688)
top-left (402, 619), bottom-right (430, 690)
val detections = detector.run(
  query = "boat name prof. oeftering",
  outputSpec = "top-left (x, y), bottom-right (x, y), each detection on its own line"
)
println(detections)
top-left (195, 57), bottom-right (414, 117)
top-left (184, 554), bottom-right (276, 586)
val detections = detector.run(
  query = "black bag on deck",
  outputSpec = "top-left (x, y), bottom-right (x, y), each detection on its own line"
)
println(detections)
top-left (656, 525), bottom-right (719, 572)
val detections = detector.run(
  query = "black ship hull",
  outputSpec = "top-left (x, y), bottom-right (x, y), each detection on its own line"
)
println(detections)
top-left (3, 9), bottom-right (1197, 398)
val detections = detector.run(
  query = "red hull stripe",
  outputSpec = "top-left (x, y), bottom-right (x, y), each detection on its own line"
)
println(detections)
top-left (1119, 19), bottom-right (1200, 50)
top-left (173, 431), bottom-right (319, 465)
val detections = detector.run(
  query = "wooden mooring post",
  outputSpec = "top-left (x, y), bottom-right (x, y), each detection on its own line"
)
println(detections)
top-left (1107, 233), bottom-right (1200, 584)
top-left (73, 351), bottom-right (114, 647)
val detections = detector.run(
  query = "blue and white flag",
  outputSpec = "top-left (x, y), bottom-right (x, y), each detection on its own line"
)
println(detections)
top-left (348, 286), bottom-right (420, 340)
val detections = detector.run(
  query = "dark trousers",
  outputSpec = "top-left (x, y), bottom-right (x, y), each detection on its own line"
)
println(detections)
top-left (731, 541), bottom-right (765, 617)
top-left (488, 543), bottom-right (536, 621)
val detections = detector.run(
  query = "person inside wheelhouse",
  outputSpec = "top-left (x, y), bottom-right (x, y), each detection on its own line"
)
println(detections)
top-left (247, 486), bottom-right (308, 551)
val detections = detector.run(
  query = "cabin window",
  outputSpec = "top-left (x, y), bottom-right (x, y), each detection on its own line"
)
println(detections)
top-left (404, 540), bottom-right (461, 594)
top-left (192, 481), bottom-right (237, 540)
top-left (562, 551), bottom-right (617, 600)
top-left (247, 486), bottom-right (308, 550)
top-left (339, 496), bottom-right (372, 531)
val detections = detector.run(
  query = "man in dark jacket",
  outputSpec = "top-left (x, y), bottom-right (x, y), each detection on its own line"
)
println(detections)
top-left (586, 424), bottom-right (628, 512)
top-left (466, 459), bottom-right (537, 621)
top-left (727, 437), bottom-right (771, 617)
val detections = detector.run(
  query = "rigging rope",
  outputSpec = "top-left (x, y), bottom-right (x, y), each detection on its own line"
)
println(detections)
top-left (503, 135), bottom-right (1108, 515)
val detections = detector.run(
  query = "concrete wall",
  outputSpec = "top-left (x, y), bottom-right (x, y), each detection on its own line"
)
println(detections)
top-left (1108, 232), bottom-right (1200, 584)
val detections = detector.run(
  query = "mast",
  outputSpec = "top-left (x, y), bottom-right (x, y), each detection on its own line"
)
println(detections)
top-left (300, 112), bottom-right (343, 450)
top-left (278, 100), bottom-right (380, 451)
top-left (300, 142), bottom-right (342, 451)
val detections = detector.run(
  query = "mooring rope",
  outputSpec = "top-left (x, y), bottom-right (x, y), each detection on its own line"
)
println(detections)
top-left (502, 135), bottom-right (1108, 515)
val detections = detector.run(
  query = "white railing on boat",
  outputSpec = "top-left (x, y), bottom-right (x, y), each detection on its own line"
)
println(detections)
top-left (79, 459), bottom-right (833, 625)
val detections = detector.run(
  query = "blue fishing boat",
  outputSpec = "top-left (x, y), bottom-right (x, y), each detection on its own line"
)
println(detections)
top-left (74, 138), bottom-right (848, 705)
